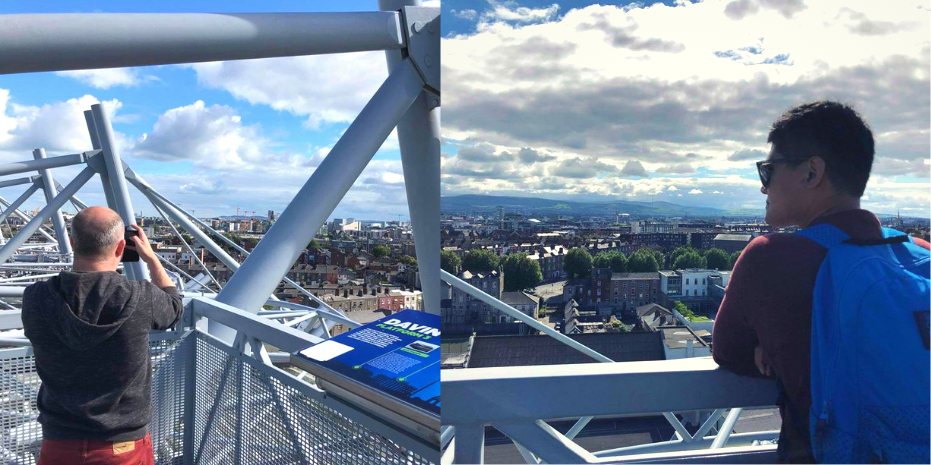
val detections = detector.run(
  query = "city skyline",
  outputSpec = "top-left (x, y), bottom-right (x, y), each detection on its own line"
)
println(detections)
top-left (441, 0), bottom-right (930, 218)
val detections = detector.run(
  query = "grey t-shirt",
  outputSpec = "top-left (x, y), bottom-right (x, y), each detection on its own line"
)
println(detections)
top-left (23, 271), bottom-right (183, 441)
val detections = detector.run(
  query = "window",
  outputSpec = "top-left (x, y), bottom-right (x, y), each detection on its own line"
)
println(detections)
top-left (685, 278), bottom-right (689, 285)
top-left (703, 278), bottom-right (706, 285)
top-left (685, 290), bottom-right (689, 296)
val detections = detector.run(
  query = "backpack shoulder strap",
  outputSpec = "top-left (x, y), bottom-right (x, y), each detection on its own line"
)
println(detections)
top-left (794, 224), bottom-right (850, 249)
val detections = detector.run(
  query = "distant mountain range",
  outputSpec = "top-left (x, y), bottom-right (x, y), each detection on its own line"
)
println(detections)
top-left (441, 194), bottom-right (759, 218)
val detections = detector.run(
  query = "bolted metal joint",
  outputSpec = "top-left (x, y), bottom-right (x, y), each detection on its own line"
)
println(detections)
top-left (401, 6), bottom-right (440, 99)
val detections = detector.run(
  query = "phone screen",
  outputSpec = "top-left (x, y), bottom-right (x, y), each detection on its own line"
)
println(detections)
top-left (122, 228), bottom-right (140, 262)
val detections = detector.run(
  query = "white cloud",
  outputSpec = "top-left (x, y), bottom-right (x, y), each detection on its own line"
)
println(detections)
top-left (189, 53), bottom-right (389, 129)
top-left (56, 68), bottom-right (157, 89)
top-left (689, 189), bottom-right (704, 194)
top-left (484, 1), bottom-right (559, 24)
top-left (453, 9), bottom-right (478, 20)
top-left (442, 0), bottom-right (930, 214)
top-left (620, 160), bottom-right (648, 177)
top-left (0, 92), bottom-right (124, 159)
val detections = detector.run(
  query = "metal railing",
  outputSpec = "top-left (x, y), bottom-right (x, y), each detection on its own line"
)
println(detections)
top-left (440, 270), bottom-right (779, 464)
top-left (0, 295), bottom-right (439, 464)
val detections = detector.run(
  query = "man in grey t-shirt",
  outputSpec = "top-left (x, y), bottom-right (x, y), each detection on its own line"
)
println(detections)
top-left (23, 206), bottom-right (182, 465)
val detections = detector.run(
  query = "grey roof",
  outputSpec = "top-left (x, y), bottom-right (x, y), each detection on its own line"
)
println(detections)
top-left (612, 272), bottom-right (660, 280)
top-left (344, 309), bottom-right (393, 325)
top-left (661, 327), bottom-right (710, 349)
top-left (442, 337), bottom-right (473, 369)
top-left (467, 332), bottom-right (666, 368)
top-left (713, 234), bottom-right (752, 242)
top-left (501, 291), bottom-right (536, 306)
top-left (461, 269), bottom-right (499, 280)
top-left (637, 303), bottom-right (672, 318)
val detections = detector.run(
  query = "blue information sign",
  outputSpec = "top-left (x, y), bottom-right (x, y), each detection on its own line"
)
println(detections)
top-left (293, 309), bottom-right (440, 418)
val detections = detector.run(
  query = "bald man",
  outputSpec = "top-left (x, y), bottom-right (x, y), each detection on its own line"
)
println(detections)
top-left (22, 206), bottom-right (183, 465)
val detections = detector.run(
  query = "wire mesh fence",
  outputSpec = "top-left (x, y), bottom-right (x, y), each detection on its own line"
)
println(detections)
top-left (193, 332), bottom-right (435, 465)
top-left (0, 335), bottom-right (186, 465)
top-left (0, 331), bottom-right (435, 465)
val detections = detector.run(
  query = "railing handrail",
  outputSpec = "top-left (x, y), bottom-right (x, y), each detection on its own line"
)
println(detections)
top-left (441, 269), bottom-right (613, 363)
top-left (442, 357), bottom-right (778, 425)
top-left (188, 295), bottom-right (323, 353)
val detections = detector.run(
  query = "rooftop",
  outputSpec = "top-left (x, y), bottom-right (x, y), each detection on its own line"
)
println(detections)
top-left (467, 332), bottom-right (666, 368)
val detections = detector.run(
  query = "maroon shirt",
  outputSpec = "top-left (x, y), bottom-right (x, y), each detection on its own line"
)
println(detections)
top-left (712, 209), bottom-right (930, 463)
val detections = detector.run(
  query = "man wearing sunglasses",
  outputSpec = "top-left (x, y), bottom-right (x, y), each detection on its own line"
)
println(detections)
top-left (712, 101), bottom-right (929, 463)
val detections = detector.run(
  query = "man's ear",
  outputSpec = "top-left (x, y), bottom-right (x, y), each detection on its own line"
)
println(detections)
top-left (805, 156), bottom-right (827, 188)
top-left (115, 238), bottom-right (125, 258)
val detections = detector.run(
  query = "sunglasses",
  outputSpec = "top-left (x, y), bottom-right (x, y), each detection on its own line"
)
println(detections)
top-left (756, 158), bottom-right (808, 188)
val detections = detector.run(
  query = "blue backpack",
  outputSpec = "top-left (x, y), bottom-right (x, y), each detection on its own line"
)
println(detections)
top-left (795, 224), bottom-right (930, 463)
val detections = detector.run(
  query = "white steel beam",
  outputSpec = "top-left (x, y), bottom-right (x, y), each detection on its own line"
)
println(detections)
top-left (0, 166), bottom-right (95, 264)
top-left (32, 149), bottom-right (71, 255)
top-left (380, 0), bottom-right (441, 315)
top-left (0, 12), bottom-right (403, 75)
top-left (83, 110), bottom-right (118, 210)
top-left (0, 152), bottom-right (86, 178)
top-left (0, 177), bottom-right (35, 189)
top-left (0, 183), bottom-right (40, 225)
top-left (441, 358), bottom-right (779, 425)
top-left (89, 104), bottom-right (149, 281)
top-left (0, 196), bottom-right (58, 244)
top-left (212, 58), bottom-right (424, 344)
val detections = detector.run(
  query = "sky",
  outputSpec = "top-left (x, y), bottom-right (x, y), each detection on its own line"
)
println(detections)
top-left (0, 0), bottom-right (438, 221)
top-left (441, 0), bottom-right (931, 217)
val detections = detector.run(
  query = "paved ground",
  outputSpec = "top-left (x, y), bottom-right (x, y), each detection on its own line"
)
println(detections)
top-left (527, 280), bottom-right (567, 301)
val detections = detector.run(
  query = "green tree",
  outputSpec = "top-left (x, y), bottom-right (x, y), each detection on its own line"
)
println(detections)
top-left (502, 253), bottom-right (543, 291)
top-left (309, 239), bottom-right (321, 250)
top-left (653, 250), bottom-right (665, 270)
top-left (672, 250), bottom-right (706, 270)
top-left (729, 250), bottom-right (742, 270)
top-left (399, 255), bottom-right (417, 267)
top-left (593, 250), bottom-right (627, 272)
top-left (372, 245), bottom-right (390, 258)
top-left (563, 247), bottom-right (593, 279)
top-left (704, 248), bottom-right (730, 270)
top-left (441, 250), bottom-right (461, 274)
top-left (627, 249), bottom-right (659, 272)
top-left (673, 300), bottom-right (696, 320)
top-left (668, 246), bottom-right (697, 269)
top-left (462, 249), bottom-right (499, 272)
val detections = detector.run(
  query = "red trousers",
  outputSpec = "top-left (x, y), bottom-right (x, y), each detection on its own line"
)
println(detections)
top-left (37, 433), bottom-right (154, 465)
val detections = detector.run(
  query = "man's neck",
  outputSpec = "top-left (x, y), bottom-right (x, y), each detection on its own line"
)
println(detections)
top-left (799, 195), bottom-right (861, 228)
top-left (72, 258), bottom-right (117, 273)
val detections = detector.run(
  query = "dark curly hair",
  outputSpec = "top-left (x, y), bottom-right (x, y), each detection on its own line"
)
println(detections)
top-left (767, 100), bottom-right (874, 197)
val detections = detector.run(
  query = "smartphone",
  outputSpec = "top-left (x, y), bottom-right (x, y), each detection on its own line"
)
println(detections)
top-left (122, 227), bottom-right (140, 262)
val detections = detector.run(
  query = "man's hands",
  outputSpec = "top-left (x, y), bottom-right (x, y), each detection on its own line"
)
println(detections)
top-left (126, 224), bottom-right (175, 289)
top-left (755, 345), bottom-right (774, 377)
top-left (126, 224), bottom-right (157, 265)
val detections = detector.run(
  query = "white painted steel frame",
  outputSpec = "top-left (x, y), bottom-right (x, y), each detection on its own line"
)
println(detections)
top-left (32, 148), bottom-right (71, 256)
top-left (88, 104), bottom-right (150, 281)
top-left (0, 13), bottom-right (404, 74)
top-left (381, 0), bottom-right (442, 313)
top-left (0, 8), bottom-right (440, 463)
top-left (215, 56), bottom-right (427, 343)
top-left (127, 178), bottom-right (349, 329)
top-left (441, 271), bottom-right (777, 463)
top-left (0, 166), bottom-right (95, 264)
top-left (443, 361), bottom-right (778, 463)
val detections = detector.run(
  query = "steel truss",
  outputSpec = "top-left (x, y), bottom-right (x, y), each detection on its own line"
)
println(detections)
top-left (0, 3), bottom-right (440, 464)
